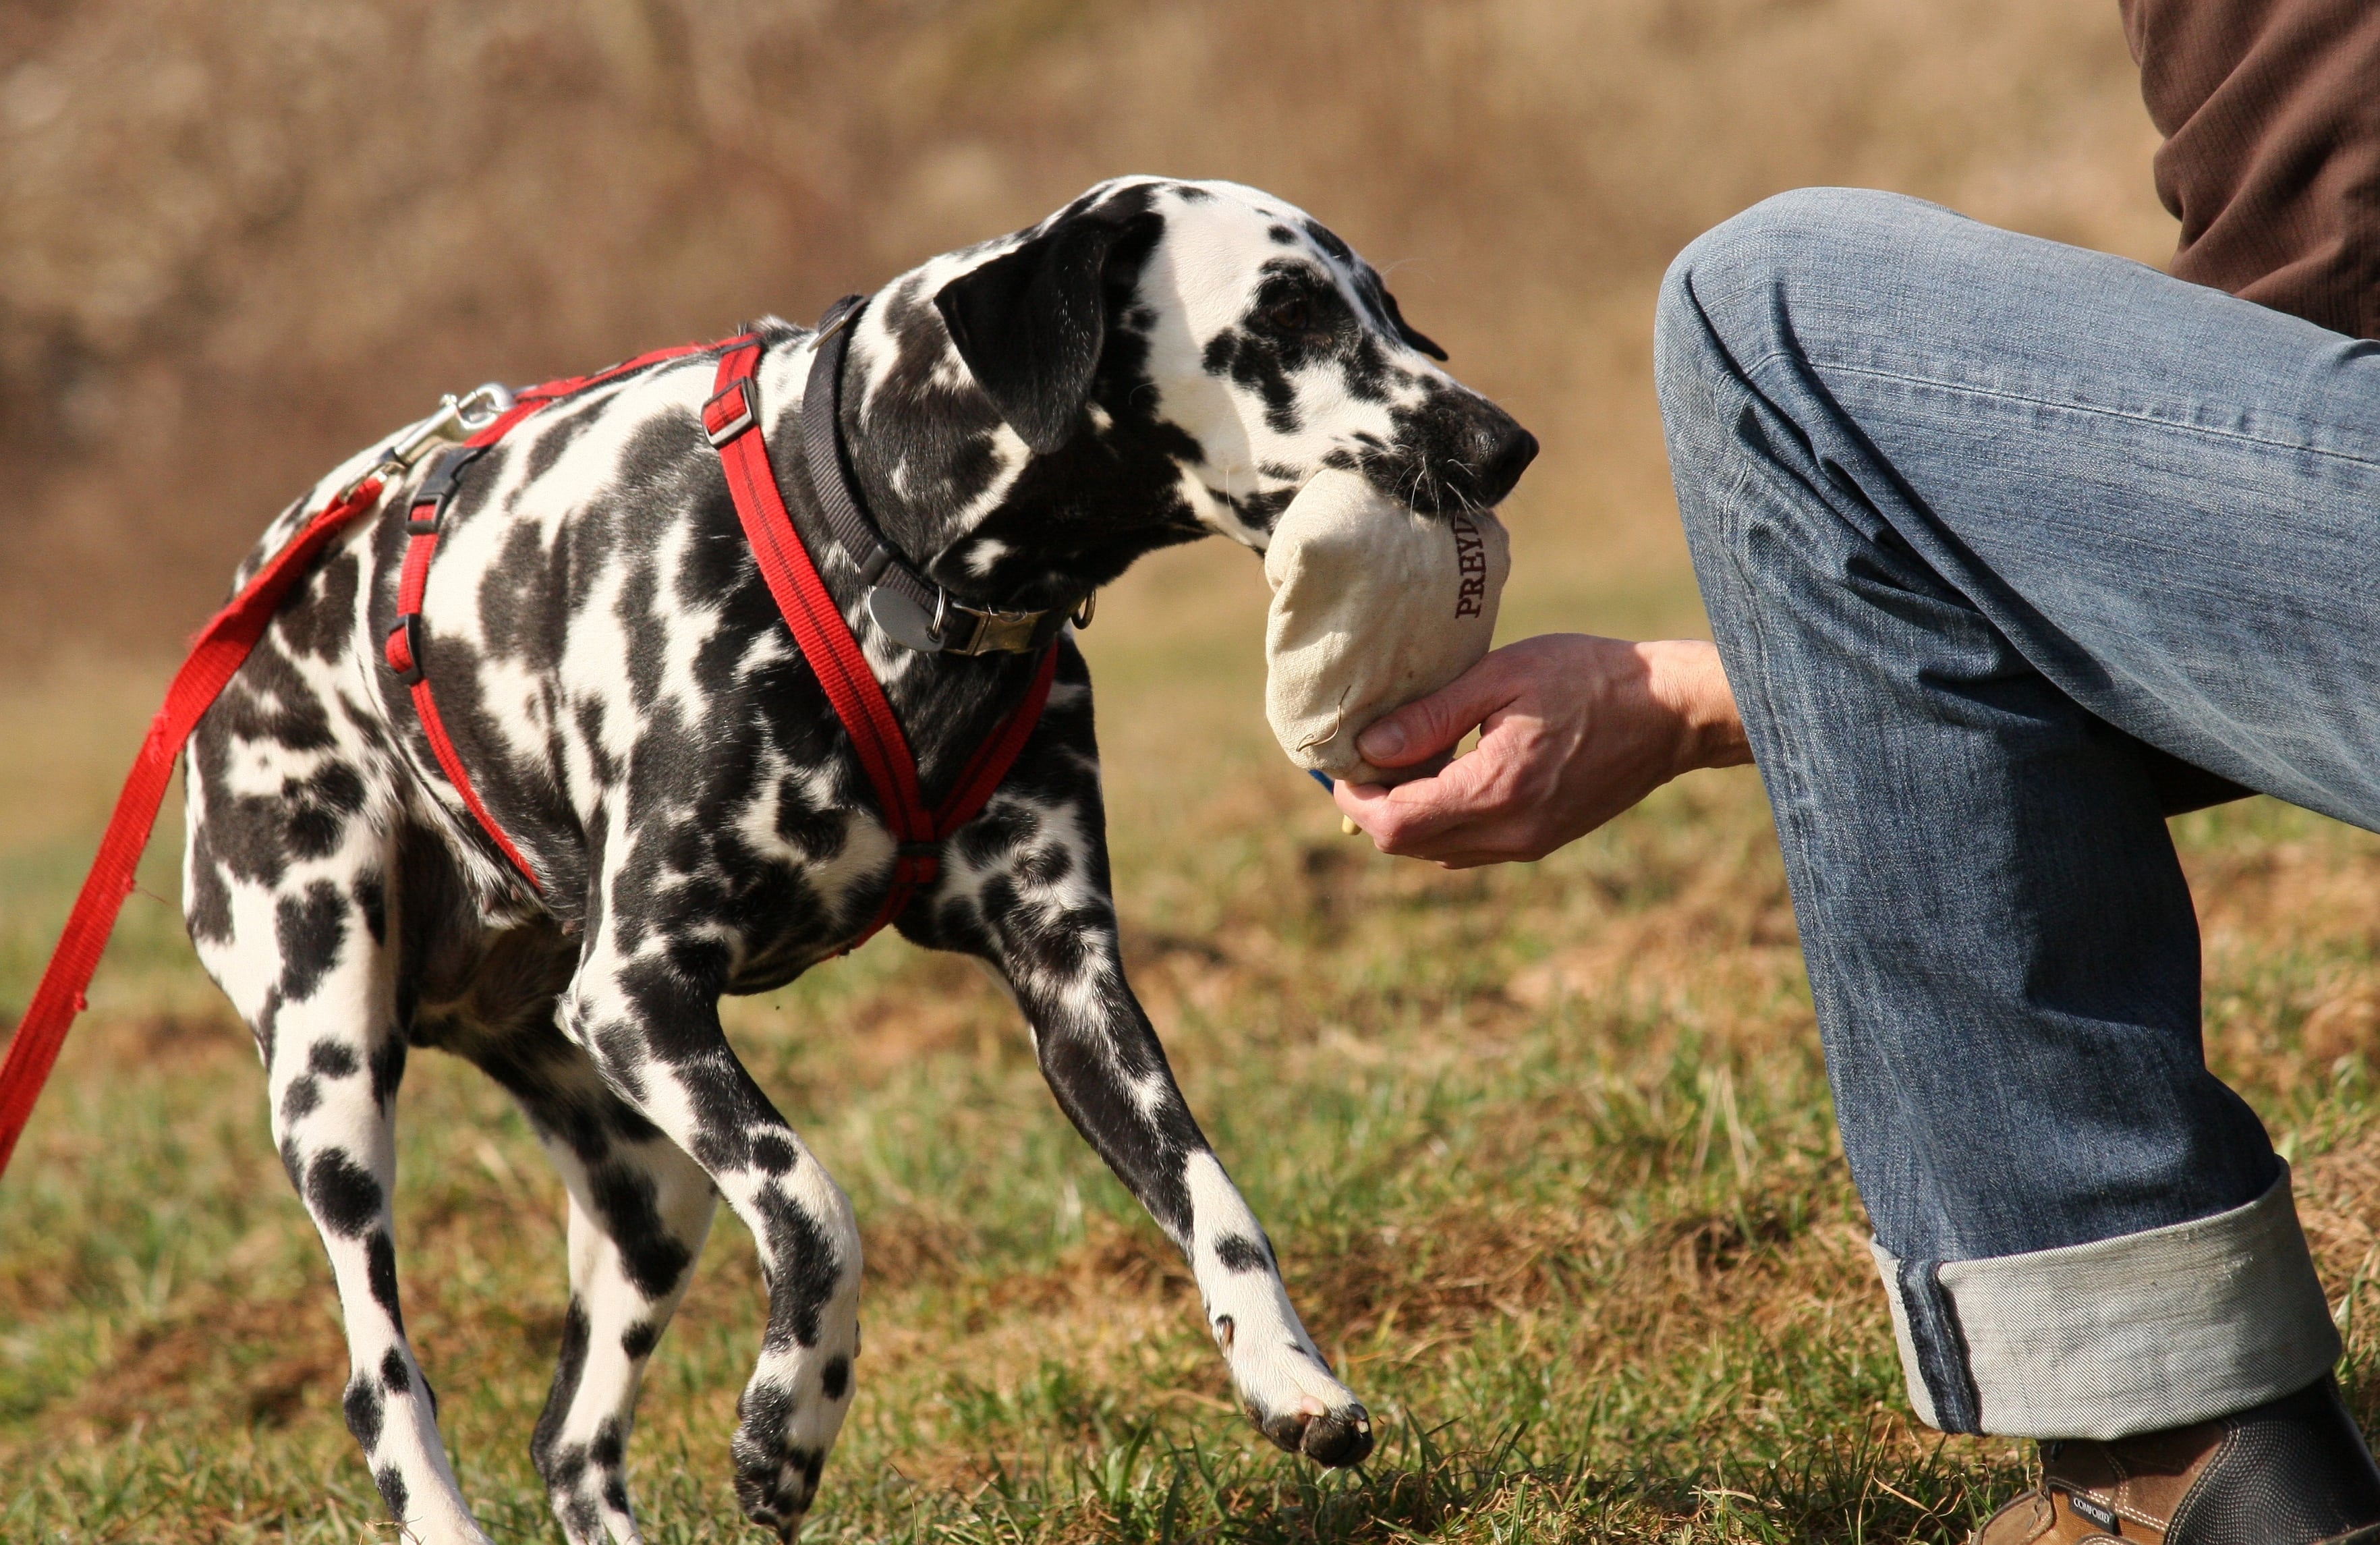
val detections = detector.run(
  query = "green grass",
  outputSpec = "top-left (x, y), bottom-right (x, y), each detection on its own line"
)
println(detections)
top-left (7, 536), bottom-right (2380, 1542)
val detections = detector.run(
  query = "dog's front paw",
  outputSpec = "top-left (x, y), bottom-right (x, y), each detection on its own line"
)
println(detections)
top-left (1252, 1396), bottom-right (1375, 1466)
top-left (1222, 1321), bottom-right (1374, 1467)
top-left (730, 1438), bottom-right (820, 1541)
top-left (730, 1392), bottom-right (826, 1541)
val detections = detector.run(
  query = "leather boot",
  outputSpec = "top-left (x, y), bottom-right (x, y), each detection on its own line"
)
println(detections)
top-left (1972, 1377), bottom-right (2380, 1544)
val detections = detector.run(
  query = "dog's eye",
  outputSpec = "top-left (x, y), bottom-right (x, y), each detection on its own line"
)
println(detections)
top-left (1263, 298), bottom-right (1311, 335)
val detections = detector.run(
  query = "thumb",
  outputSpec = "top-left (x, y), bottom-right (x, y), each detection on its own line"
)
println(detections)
top-left (1355, 654), bottom-right (1519, 768)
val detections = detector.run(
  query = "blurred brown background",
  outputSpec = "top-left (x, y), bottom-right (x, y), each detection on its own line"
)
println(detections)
top-left (1, 0), bottom-right (2176, 667)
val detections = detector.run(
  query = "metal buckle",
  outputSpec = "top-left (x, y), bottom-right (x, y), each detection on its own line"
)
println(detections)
top-left (1071, 592), bottom-right (1096, 631)
top-left (947, 605), bottom-right (1045, 656)
top-left (814, 295), bottom-right (866, 344)
top-left (703, 378), bottom-right (756, 447)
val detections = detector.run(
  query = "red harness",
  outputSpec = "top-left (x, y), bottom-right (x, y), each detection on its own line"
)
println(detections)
top-left (0, 325), bottom-right (1056, 1180)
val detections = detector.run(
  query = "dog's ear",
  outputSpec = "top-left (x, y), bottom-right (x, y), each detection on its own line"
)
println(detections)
top-left (934, 207), bottom-right (1165, 455)
top-left (1378, 285), bottom-right (1448, 362)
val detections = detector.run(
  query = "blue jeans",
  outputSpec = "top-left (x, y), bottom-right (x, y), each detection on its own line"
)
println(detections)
top-left (1655, 188), bottom-right (2379, 1440)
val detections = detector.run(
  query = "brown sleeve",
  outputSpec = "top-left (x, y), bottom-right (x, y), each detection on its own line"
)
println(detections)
top-left (2119, 0), bottom-right (2380, 339)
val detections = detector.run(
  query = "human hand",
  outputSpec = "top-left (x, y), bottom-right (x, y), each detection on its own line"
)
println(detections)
top-left (1330, 634), bottom-right (1750, 868)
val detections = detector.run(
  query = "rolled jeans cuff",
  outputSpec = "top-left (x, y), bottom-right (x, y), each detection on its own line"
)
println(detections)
top-left (1870, 1167), bottom-right (2340, 1440)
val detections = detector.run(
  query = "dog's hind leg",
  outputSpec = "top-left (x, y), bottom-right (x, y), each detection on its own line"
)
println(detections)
top-left (935, 751), bottom-right (1375, 1467)
top-left (558, 936), bottom-right (859, 1542)
top-left (187, 805), bottom-right (490, 1538)
top-left (482, 1026), bottom-right (716, 1545)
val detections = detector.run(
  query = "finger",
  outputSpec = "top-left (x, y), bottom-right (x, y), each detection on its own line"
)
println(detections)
top-left (1331, 777), bottom-right (1393, 834)
top-left (1337, 740), bottom-right (1511, 853)
top-left (1353, 652), bottom-right (1523, 768)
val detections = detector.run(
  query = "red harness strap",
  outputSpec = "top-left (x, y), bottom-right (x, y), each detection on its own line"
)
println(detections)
top-left (378, 335), bottom-right (751, 890)
top-left (704, 338), bottom-right (1058, 951)
top-left (0, 329), bottom-right (1056, 1181)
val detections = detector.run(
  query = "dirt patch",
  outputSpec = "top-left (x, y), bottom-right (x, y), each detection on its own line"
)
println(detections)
top-left (56, 1290), bottom-right (343, 1440)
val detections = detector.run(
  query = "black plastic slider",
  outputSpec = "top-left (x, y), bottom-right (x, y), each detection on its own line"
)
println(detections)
top-left (384, 615), bottom-right (427, 686)
top-left (406, 445), bottom-right (484, 535)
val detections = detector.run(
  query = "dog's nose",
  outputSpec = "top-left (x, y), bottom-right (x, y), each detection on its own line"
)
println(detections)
top-left (1473, 417), bottom-right (1538, 505)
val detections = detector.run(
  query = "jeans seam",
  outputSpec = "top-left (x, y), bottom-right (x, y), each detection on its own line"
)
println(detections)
top-left (1802, 359), bottom-right (2380, 473)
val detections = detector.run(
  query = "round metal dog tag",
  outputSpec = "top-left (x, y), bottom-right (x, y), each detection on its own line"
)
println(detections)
top-left (867, 586), bottom-right (944, 652)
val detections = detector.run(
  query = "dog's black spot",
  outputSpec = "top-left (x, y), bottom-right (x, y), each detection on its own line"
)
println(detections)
top-left (1228, 484), bottom-right (1296, 533)
top-left (366, 1229), bottom-right (403, 1331)
top-left (381, 1346), bottom-right (410, 1393)
top-left (374, 1464), bottom-right (409, 1521)
top-left (306, 1150), bottom-right (381, 1237)
top-left (1301, 219), bottom-right (1354, 264)
top-left (369, 1036), bottom-right (406, 1107)
top-left (183, 831), bottom-right (233, 945)
top-left (1209, 309), bottom-right (1306, 436)
top-left (591, 1417), bottom-right (625, 1469)
top-left (621, 1320), bottom-right (660, 1361)
top-left (280, 1075), bottom-right (321, 1125)
top-left (588, 1021), bottom-right (654, 1106)
top-left (283, 761), bottom-right (369, 861)
top-left (1268, 223), bottom-right (1297, 244)
top-left (275, 882), bottom-right (348, 1004)
top-left (480, 522), bottom-right (557, 667)
top-left (1214, 1233), bottom-right (1271, 1273)
top-left (574, 698), bottom-right (623, 789)
top-left (352, 872), bottom-right (387, 945)
top-left (749, 1132), bottom-right (798, 1176)
top-left (310, 1040), bottom-right (360, 1079)
top-left (590, 1162), bottom-right (695, 1298)
top-left (760, 1198), bottom-right (843, 1351)
top-left (523, 398), bottom-right (607, 484)
top-left (733, 1381), bottom-right (801, 1519)
top-left (821, 1353), bottom-right (850, 1401)
top-left (533, 1297), bottom-right (592, 1481)
top-left (603, 1474), bottom-right (631, 1513)
top-left (278, 552), bottom-right (362, 662)
top-left (1016, 841), bottom-right (1074, 889)
top-left (343, 1375), bottom-right (385, 1451)
top-left (547, 1442), bottom-right (589, 1491)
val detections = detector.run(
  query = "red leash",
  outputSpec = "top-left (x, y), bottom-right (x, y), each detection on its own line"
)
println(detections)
top-left (0, 323), bottom-right (1058, 1181)
top-left (0, 478), bottom-right (389, 1177)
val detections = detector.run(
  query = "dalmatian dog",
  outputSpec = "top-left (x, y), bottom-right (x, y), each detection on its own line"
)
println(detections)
top-left (181, 175), bottom-right (1535, 1544)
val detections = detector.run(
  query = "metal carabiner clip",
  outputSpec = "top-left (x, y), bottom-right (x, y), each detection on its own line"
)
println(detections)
top-left (339, 383), bottom-right (519, 503)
